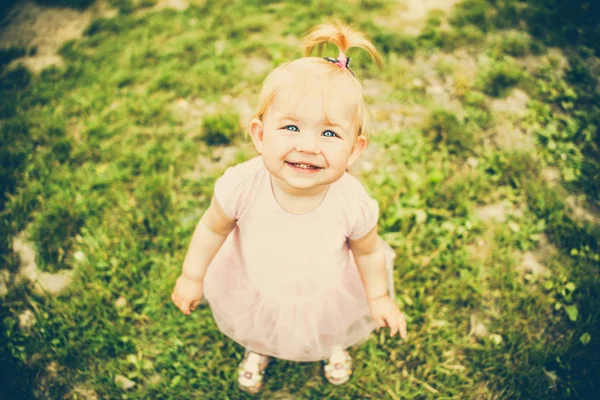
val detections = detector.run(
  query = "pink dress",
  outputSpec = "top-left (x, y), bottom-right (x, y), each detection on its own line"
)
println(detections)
top-left (203, 156), bottom-right (391, 362)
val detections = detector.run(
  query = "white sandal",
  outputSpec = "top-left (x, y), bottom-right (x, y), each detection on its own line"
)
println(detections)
top-left (323, 346), bottom-right (352, 385)
top-left (237, 350), bottom-right (270, 394)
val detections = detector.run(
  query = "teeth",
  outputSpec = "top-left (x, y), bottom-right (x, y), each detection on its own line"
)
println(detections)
top-left (293, 163), bottom-right (316, 169)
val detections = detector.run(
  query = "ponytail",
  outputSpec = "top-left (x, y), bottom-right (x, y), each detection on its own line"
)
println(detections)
top-left (301, 21), bottom-right (383, 69)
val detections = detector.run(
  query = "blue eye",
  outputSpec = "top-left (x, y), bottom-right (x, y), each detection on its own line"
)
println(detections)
top-left (322, 130), bottom-right (338, 138)
top-left (284, 125), bottom-right (299, 132)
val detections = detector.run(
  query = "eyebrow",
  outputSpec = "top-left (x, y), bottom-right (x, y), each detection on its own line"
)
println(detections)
top-left (280, 115), bottom-right (347, 132)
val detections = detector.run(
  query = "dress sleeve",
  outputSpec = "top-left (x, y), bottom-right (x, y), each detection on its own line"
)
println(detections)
top-left (213, 164), bottom-right (246, 220)
top-left (348, 183), bottom-right (380, 241)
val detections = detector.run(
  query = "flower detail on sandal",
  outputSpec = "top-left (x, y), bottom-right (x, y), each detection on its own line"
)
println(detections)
top-left (323, 346), bottom-right (352, 385)
top-left (238, 350), bottom-right (270, 394)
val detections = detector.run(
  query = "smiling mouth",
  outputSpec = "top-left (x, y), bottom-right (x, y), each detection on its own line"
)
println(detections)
top-left (286, 161), bottom-right (322, 170)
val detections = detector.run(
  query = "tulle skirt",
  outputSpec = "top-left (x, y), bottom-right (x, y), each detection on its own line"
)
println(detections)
top-left (203, 242), bottom-right (396, 362)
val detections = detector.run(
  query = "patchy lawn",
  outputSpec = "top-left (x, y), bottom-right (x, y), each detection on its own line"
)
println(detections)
top-left (1, 0), bottom-right (599, 398)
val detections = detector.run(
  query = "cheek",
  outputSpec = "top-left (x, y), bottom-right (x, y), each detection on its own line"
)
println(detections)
top-left (322, 143), bottom-right (353, 165)
top-left (262, 136), bottom-right (292, 156)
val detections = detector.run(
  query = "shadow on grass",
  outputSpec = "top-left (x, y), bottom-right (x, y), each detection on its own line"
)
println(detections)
top-left (494, 152), bottom-right (600, 397)
top-left (490, 6), bottom-right (600, 395)
top-left (453, 0), bottom-right (600, 204)
top-left (1, 0), bottom-right (95, 24)
top-left (0, 303), bottom-right (38, 400)
top-left (456, 4), bottom-right (600, 393)
top-left (34, 0), bottom-right (95, 9)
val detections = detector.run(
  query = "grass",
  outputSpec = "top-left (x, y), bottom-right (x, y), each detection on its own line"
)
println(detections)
top-left (1, 0), bottom-right (599, 398)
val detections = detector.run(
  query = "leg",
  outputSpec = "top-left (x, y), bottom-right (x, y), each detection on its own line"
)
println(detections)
top-left (323, 345), bottom-right (352, 385)
top-left (381, 238), bottom-right (396, 300)
top-left (238, 349), bottom-right (271, 394)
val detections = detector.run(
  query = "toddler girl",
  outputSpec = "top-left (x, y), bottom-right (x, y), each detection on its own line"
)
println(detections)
top-left (171, 21), bottom-right (407, 393)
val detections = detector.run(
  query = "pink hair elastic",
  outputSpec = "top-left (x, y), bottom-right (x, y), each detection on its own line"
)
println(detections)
top-left (324, 52), bottom-right (355, 76)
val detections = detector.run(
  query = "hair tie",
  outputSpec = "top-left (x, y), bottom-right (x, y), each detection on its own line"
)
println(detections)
top-left (324, 52), bottom-right (355, 76)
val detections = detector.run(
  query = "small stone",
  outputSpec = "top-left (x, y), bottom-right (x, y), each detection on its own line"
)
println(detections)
top-left (70, 384), bottom-right (98, 400)
top-left (521, 252), bottom-right (547, 275)
top-left (115, 296), bottom-right (128, 309)
top-left (114, 374), bottom-right (136, 390)
top-left (489, 333), bottom-right (503, 346)
top-left (508, 221), bottom-right (520, 232)
top-left (469, 314), bottom-right (488, 338)
top-left (149, 374), bottom-right (162, 385)
top-left (19, 309), bottom-right (36, 330)
top-left (543, 368), bottom-right (558, 391)
top-left (156, 0), bottom-right (188, 11)
top-left (467, 157), bottom-right (479, 169)
top-left (412, 78), bottom-right (424, 88)
top-left (475, 203), bottom-right (509, 223)
top-left (13, 233), bottom-right (74, 296)
top-left (426, 84), bottom-right (444, 96)
top-left (73, 251), bottom-right (85, 262)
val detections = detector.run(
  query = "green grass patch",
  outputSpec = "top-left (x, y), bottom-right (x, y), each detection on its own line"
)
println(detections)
top-left (476, 57), bottom-right (525, 97)
top-left (423, 109), bottom-right (476, 156)
top-left (201, 112), bottom-right (241, 146)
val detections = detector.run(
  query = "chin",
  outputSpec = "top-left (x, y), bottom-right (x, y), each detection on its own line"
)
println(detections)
top-left (282, 177), bottom-right (322, 190)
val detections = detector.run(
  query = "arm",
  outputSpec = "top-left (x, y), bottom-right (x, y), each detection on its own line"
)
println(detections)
top-left (349, 226), bottom-right (407, 338)
top-left (171, 195), bottom-right (236, 314)
top-left (181, 195), bottom-right (236, 281)
top-left (349, 225), bottom-right (388, 301)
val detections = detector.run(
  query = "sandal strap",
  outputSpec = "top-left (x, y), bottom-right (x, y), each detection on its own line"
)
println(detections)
top-left (324, 348), bottom-right (352, 383)
top-left (242, 352), bottom-right (262, 373)
top-left (238, 351), bottom-right (269, 380)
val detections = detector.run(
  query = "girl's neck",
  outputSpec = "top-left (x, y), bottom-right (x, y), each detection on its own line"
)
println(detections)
top-left (270, 175), bottom-right (329, 214)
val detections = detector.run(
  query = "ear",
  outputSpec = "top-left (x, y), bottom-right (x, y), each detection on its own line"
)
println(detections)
top-left (248, 118), bottom-right (264, 154)
top-left (346, 135), bottom-right (367, 168)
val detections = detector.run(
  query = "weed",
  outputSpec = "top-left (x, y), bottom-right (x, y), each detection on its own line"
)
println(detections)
top-left (0, 118), bottom-right (32, 209)
top-left (30, 193), bottom-right (87, 272)
top-left (449, 0), bottom-right (493, 31)
top-left (374, 33), bottom-right (417, 59)
top-left (423, 109), bottom-right (475, 156)
top-left (417, 10), bottom-right (446, 50)
top-left (201, 112), bottom-right (241, 146)
top-left (464, 90), bottom-right (493, 129)
top-left (494, 31), bottom-right (532, 57)
top-left (476, 57), bottom-right (524, 97)
top-left (358, 0), bottom-right (388, 10)
top-left (483, 150), bottom-right (538, 188)
top-left (440, 25), bottom-right (486, 51)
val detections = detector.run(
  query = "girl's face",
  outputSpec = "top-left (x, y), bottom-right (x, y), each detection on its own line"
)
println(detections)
top-left (249, 84), bottom-right (366, 195)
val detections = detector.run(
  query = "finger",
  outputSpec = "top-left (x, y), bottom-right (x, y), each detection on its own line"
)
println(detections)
top-left (390, 318), bottom-right (399, 337)
top-left (175, 298), bottom-right (190, 314)
top-left (190, 299), bottom-right (201, 311)
top-left (376, 317), bottom-right (386, 329)
top-left (399, 313), bottom-right (407, 339)
top-left (178, 299), bottom-right (191, 315)
top-left (384, 316), bottom-right (398, 337)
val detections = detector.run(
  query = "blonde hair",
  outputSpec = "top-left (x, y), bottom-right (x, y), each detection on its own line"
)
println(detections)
top-left (252, 21), bottom-right (383, 141)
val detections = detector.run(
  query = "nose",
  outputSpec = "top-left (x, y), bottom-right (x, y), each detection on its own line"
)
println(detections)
top-left (295, 132), bottom-right (320, 154)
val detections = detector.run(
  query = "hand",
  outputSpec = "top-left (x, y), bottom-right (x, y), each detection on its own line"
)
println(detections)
top-left (368, 294), bottom-right (407, 339)
top-left (171, 274), bottom-right (204, 315)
